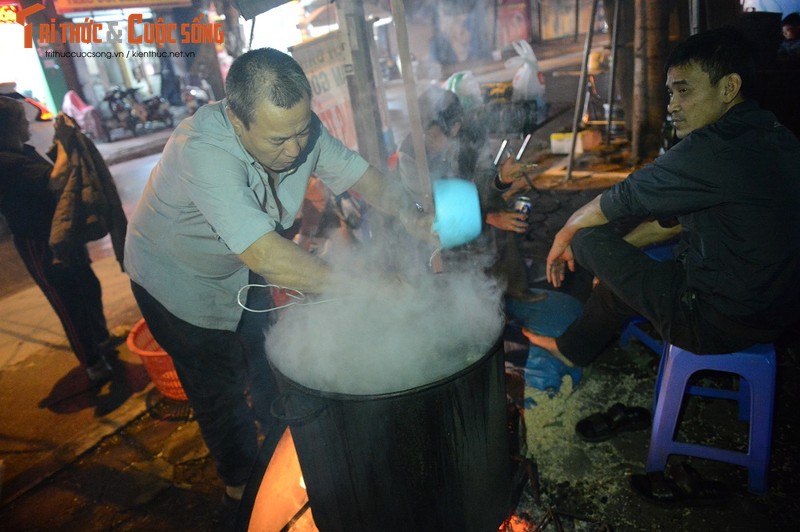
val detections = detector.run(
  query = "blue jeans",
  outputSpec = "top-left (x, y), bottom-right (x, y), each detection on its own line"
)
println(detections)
top-left (130, 275), bottom-right (277, 486)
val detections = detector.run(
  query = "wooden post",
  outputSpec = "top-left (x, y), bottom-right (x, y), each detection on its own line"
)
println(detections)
top-left (389, 0), bottom-right (432, 212)
top-left (336, 0), bottom-right (387, 169)
top-left (390, 0), bottom-right (441, 272)
top-left (631, 0), bottom-right (668, 162)
top-left (605, 0), bottom-right (621, 145)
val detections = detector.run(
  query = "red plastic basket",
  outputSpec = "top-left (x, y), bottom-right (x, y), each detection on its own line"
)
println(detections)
top-left (127, 318), bottom-right (188, 401)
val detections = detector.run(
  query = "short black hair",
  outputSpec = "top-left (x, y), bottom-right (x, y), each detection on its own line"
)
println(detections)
top-left (782, 12), bottom-right (800, 27)
top-left (665, 27), bottom-right (757, 99)
top-left (225, 48), bottom-right (312, 129)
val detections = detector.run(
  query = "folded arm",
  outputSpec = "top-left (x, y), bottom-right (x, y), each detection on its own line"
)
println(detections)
top-left (623, 219), bottom-right (682, 248)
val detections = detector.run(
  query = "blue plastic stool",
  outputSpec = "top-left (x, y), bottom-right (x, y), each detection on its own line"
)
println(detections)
top-left (619, 317), bottom-right (663, 354)
top-left (645, 343), bottom-right (777, 494)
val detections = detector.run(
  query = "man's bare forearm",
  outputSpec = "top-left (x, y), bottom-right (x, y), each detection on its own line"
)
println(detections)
top-left (351, 165), bottom-right (417, 216)
top-left (560, 194), bottom-right (609, 238)
top-left (351, 165), bottom-right (435, 243)
top-left (239, 231), bottom-right (332, 294)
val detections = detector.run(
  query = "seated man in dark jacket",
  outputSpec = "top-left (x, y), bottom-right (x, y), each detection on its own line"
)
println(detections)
top-left (523, 28), bottom-right (800, 367)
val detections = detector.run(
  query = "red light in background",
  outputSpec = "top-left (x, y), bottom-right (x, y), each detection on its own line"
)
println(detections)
top-left (25, 97), bottom-right (53, 121)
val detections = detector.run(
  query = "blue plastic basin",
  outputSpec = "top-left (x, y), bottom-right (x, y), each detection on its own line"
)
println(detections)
top-left (432, 179), bottom-right (482, 249)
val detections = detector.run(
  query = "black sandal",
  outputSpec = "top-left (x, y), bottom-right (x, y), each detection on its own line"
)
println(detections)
top-left (630, 471), bottom-right (686, 507)
top-left (669, 463), bottom-right (730, 507)
top-left (630, 464), bottom-right (730, 508)
top-left (575, 402), bottom-right (651, 442)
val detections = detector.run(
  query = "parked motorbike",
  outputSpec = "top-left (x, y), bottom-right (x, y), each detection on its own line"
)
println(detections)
top-left (128, 87), bottom-right (173, 128)
top-left (181, 74), bottom-right (214, 115)
top-left (103, 87), bottom-right (138, 140)
top-left (102, 86), bottom-right (174, 141)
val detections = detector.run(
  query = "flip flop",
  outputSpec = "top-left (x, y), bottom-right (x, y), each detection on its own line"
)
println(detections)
top-left (575, 402), bottom-right (651, 442)
top-left (630, 471), bottom-right (686, 507)
top-left (669, 463), bottom-right (731, 507)
top-left (630, 464), bottom-right (730, 508)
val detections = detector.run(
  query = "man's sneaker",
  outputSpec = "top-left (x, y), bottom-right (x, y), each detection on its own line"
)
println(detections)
top-left (99, 325), bottom-right (131, 350)
top-left (98, 325), bottom-right (131, 360)
top-left (87, 358), bottom-right (113, 385)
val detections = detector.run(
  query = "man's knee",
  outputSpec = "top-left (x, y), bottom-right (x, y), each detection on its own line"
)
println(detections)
top-left (572, 226), bottom-right (621, 268)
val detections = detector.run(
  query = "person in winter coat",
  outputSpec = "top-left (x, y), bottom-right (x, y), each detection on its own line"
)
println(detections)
top-left (0, 97), bottom-right (123, 384)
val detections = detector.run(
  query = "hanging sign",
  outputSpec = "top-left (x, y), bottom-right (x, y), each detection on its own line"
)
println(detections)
top-left (291, 32), bottom-right (359, 151)
top-left (53, 0), bottom-right (191, 15)
top-left (0, 4), bottom-right (19, 24)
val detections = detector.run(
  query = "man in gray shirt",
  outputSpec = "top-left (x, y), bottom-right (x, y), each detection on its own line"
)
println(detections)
top-left (125, 48), bottom-right (429, 502)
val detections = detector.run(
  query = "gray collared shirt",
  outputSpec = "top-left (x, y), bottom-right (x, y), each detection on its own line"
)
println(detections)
top-left (124, 100), bottom-right (369, 330)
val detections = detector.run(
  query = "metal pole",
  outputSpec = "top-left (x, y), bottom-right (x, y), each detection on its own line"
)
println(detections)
top-left (565, 0), bottom-right (600, 182)
top-left (390, 0), bottom-right (442, 272)
top-left (389, 0), bottom-right (431, 211)
top-left (605, 0), bottom-right (621, 145)
top-left (690, 0), bottom-right (701, 35)
top-left (337, 0), bottom-right (386, 169)
top-left (574, 0), bottom-right (580, 43)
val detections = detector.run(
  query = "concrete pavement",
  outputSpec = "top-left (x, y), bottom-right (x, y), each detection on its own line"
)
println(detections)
top-left (0, 122), bottom-right (175, 504)
top-left (95, 126), bottom-right (175, 167)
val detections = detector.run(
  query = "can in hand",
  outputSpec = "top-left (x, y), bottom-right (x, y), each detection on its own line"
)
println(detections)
top-left (513, 196), bottom-right (532, 222)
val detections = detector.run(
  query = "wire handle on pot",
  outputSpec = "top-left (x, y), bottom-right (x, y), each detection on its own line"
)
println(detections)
top-left (236, 283), bottom-right (357, 313)
top-left (270, 390), bottom-right (327, 426)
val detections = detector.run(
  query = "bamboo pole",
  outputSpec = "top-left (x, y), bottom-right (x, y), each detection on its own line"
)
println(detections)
top-left (389, 0), bottom-right (432, 212)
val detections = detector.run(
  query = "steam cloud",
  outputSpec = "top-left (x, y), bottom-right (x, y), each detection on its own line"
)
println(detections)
top-left (266, 231), bottom-right (505, 395)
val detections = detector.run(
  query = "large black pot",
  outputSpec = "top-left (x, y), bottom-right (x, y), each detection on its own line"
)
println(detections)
top-left (264, 338), bottom-right (511, 532)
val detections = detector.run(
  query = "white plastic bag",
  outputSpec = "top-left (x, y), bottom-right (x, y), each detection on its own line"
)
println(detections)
top-left (505, 40), bottom-right (546, 104)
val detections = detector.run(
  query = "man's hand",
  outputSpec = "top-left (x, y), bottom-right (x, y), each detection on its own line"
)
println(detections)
top-left (544, 193), bottom-right (608, 286)
top-left (53, 112), bottom-right (77, 147)
top-left (497, 158), bottom-right (538, 200)
top-left (485, 211), bottom-right (528, 233)
top-left (546, 228), bottom-right (576, 287)
top-left (497, 158), bottom-right (536, 184)
top-left (501, 179), bottom-right (531, 202)
top-left (400, 209), bottom-right (437, 245)
top-left (350, 165), bottom-right (437, 244)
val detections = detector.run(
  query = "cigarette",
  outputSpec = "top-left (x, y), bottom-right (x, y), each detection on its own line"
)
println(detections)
top-left (516, 134), bottom-right (532, 161)
top-left (493, 139), bottom-right (509, 166)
